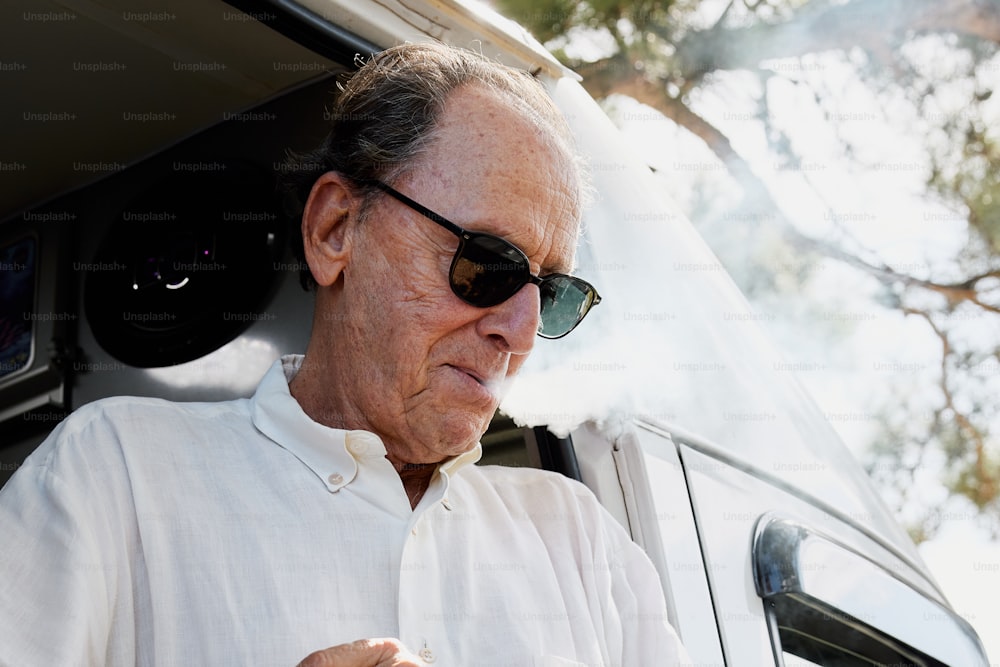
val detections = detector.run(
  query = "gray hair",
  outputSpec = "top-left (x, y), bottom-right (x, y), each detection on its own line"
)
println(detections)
top-left (280, 41), bottom-right (580, 290)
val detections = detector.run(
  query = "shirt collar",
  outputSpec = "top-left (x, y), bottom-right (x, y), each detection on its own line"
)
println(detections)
top-left (250, 355), bottom-right (482, 493)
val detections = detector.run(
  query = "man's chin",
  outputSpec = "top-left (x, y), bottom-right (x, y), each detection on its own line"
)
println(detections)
top-left (423, 411), bottom-right (492, 459)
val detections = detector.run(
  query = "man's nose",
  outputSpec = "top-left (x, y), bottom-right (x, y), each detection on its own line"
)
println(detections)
top-left (476, 283), bottom-right (540, 355)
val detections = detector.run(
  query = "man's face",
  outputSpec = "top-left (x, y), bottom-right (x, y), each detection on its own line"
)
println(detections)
top-left (330, 85), bottom-right (580, 464)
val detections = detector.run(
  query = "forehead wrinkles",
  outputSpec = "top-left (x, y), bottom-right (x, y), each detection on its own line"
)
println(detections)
top-left (415, 86), bottom-right (582, 272)
top-left (519, 170), bottom-right (579, 275)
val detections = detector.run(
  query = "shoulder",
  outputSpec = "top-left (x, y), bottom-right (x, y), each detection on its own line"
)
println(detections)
top-left (50, 394), bottom-right (249, 440)
top-left (468, 463), bottom-right (592, 497)
top-left (460, 464), bottom-right (612, 524)
top-left (68, 393), bottom-right (249, 424)
top-left (22, 395), bottom-right (251, 473)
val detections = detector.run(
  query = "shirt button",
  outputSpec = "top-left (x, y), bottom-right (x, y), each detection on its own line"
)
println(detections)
top-left (418, 647), bottom-right (436, 663)
top-left (347, 439), bottom-right (367, 457)
top-left (327, 472), bottom-right (344, 485)
top-left (346, 431), bottom-right (381, 458)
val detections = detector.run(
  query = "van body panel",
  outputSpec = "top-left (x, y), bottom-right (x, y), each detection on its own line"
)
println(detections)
top-left (288, 0), bottom-right (572, 77)
top-left (619, 421), bottom-right (729, 666)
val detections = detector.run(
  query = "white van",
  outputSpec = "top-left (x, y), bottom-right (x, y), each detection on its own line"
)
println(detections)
top-left (0, 0), bottom-right (989, 664)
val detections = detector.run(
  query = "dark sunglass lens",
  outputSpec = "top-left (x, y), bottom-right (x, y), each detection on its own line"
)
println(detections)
top-left (450, 234), bottom-right (528, 307)
top-left (537, 276), bottom-right (596, 338)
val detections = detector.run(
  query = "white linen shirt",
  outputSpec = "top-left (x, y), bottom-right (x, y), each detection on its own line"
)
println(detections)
top-left (0, 355), bottom-right (688, 667)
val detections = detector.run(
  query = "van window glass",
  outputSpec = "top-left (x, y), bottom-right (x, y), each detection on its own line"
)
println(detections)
top-left (767, 598), bottom-right (946, 666)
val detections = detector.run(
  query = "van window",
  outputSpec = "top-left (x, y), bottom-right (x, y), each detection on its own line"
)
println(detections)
top-left (754, 515), bottom-right (985, 666)
top-left (479, 413), bottom-right (582, 482)
top-left (765, 595), bottom-right (946, 666)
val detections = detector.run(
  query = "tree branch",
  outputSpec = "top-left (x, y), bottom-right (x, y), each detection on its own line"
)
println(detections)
top-left (575, 62), bottom-right (1000, 315)
top-left (904, 307), bottom-right (998, 507)
top-left (672, 0), bottom-right (1000, 78)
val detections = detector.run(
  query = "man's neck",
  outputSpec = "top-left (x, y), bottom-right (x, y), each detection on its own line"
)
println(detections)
top-left (289, 352), bottom-right (443, 510)
top-left (394, 461), bottom-right (436, 509)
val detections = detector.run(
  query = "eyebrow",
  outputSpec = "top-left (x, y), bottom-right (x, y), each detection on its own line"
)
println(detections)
top-left (543, 256), bottom-right (574, 277)
top-left (457, 215), bottom-right (576, 277)
top-left (538, 224), bottom-right (579, 277)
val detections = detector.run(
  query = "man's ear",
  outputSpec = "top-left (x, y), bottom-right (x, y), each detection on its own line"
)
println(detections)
top-left (301, 172), bottom-right (359, 287)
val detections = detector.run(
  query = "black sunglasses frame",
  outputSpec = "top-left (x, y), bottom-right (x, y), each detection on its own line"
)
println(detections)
top-left (363, 179), bottom-right (601, 339)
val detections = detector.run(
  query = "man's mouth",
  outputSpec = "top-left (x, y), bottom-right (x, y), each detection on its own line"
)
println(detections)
top-left (450, 365), bottom-right (504, 399)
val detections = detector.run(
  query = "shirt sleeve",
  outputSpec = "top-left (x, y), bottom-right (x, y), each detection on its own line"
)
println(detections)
top-left (613, 525), bottom-right (692, 666)
top-left (586, 490), bottom-right (693, 667)
top-left (0, 409), bottom-right (132, 667)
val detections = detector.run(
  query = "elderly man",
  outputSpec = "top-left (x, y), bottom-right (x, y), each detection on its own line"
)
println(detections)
top-left (0, 43), bottom-right (688, 666)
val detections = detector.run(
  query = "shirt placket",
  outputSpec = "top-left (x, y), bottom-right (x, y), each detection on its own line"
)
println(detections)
top-left (397, 481), bottom-right (452, 665)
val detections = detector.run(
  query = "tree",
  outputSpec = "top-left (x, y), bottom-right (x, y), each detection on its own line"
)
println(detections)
top-left (495, 0), bottom-right (1000, 538)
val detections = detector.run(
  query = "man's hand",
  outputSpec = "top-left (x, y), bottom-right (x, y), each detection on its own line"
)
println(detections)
top-left (296, 638), bottom-right (426, 667)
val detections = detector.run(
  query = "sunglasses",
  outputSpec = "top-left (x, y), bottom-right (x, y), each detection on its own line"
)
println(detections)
top-left (365, 180), bottom-right (601, 339)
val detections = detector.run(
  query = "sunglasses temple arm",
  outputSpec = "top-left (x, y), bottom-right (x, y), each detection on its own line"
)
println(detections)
top-left (367, 180), bottom-right (467, 239)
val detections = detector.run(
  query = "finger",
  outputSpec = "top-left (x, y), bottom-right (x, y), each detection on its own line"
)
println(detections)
top-left (296, 637), bottom-right (423, 667)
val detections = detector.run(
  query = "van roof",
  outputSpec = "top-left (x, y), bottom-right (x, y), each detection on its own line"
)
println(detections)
top-left (2, 0), bottom-right (572, 221)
